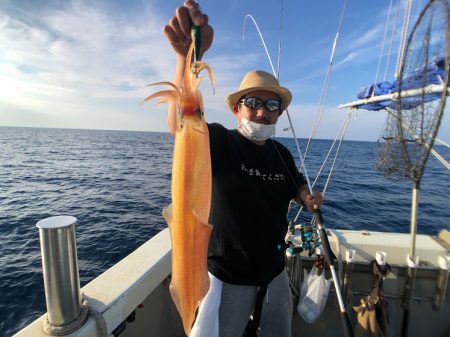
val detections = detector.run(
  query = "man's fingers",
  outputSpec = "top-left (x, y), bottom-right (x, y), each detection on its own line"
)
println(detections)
top-left (164, 1), bottom-right (212, 58)
top-left (170, 16), bottom-right (190, 46)
top-left (163, 25), bottom-right (180, 45)
top-left (184, 1), bottom-right (207, 27)
top-left (176, 6), bottom-right (192, 38)
top-left (163, 25), bottom-right (188, 56)
top-left (189, 9), bottom-right (205, 26)
top-left (202, 13), bottom-right (209, 26)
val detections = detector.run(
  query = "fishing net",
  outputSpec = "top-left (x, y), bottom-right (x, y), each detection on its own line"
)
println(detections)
top-left (375, 3), bottom-right (449, 335)
top-left (376, 0), bottom-right (450, 181)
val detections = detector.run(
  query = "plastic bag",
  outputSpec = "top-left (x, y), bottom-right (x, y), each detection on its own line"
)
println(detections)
top-left (297, 265), bottom-right (331, 323)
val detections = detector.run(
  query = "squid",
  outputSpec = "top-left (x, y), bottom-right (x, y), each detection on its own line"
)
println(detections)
top-left (142, 37), bottom-right (215, 336)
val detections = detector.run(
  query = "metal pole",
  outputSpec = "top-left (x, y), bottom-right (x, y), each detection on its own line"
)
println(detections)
top-left (410, 181), bottom-right (420, 259)
top-left (401, 180), bottom-right (420, 337)
top-left (36, 215), bottom-right (83, 328)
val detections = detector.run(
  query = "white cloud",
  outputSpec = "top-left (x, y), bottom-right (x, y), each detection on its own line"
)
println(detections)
top-left (0, 0), bottom-right (261, 133)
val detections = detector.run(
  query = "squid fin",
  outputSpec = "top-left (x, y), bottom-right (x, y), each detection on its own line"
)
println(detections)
top-left (162, 203), bottom-right (173, 229)
top-left (192, 208), bottom-right (213, 229)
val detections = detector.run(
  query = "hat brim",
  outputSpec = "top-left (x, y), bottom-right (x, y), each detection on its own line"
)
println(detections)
top-left (225, 86), bottom-right (292, 113)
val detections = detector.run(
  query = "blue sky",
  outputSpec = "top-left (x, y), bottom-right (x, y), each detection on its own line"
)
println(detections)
top-left (1, 0), bottom-right (448, 142)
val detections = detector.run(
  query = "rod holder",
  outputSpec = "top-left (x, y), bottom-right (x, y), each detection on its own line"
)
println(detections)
top-left (36, 215), bottom-right (85, 332)
top-left (345, 249), bottom-right (356, 263)
top-left (433, 255), bottom-right (450, 311)
top-left (343, 249), bottom-right (356, 306)
top-left (402, 254), bottom-right (419, 311)
top-left (375, 251), bottom-right (387, 266)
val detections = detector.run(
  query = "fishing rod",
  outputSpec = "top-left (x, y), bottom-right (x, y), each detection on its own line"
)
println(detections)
top-left (243, 7), bottom-right (354, 337)
top-left (283, 108), bottom-right (355, 337)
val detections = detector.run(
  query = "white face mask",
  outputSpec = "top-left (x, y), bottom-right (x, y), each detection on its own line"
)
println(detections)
top-left (238, 117), bottom-right (276, 142)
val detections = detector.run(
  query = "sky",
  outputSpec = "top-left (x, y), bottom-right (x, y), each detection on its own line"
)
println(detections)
top-left (0, 0), bottom-right (449, 142)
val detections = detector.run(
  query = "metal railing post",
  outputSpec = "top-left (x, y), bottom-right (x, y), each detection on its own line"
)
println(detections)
top-left (36, 215), bottom-right (84, 330)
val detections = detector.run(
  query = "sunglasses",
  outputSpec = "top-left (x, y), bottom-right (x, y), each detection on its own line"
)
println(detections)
top-left (239, 97), bottom-right (281, 113)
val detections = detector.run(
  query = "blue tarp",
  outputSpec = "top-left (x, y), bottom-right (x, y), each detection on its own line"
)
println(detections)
top-left (354, 56), bottom-right (446, 110)
top-left (357, 81), bottom-right (394, 99)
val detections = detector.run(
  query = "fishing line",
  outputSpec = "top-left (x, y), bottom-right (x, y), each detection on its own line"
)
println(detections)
top-left (243, 14), bottom-right (314, 187)
top-left (302, 0), bottom-right (348, 162)
top-left (276, 0), bottom-right (284, 79)
top-left (243, 15), bottom-right (277, 76)
top-left (293, 109), bottom-right (353, 223)
top-left (243, 7), bottom-right (355, 337)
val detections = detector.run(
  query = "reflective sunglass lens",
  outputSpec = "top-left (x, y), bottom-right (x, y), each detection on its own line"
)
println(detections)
top-left (266, 99), bottom-right (280, 111)
top-left (240, 97), bottom-right (281, 112)
top-left (247, 97), bottom-right (262, 109)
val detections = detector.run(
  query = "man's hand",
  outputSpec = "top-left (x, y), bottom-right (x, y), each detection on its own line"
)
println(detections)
top-left (163, 0), bottom-right (214, 59)
top-left (297, 186), bottom-right (323, 212)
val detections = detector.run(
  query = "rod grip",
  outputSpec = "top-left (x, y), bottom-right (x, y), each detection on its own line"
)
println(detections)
top-left (401, 309), bottom-right (410, 337)
top-left (341, 311), bottom-right (355, 337)
top-left (315, 209), bottom-right (337, 261)
top-left (315, 208), bottom-right (353, 337)
top-left (314, 208), bottom-right (324, 224)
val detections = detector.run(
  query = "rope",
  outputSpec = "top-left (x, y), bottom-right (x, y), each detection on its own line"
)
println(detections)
top-left (435, 137), bottom-right (450, 149)
top-left (385, 0), bottom-right (402, 81)
top-left (88, 304), bottom-right (109, 337)
top-left (396, 0), bottom-right (414, 78)
top-left (43, 308), bottom-right (88, 336)
top-left (43, 295), bottom-right (108, 337)
top-left (373, 0), bottom-right (395, 88)
top-left (430, 147), bottom-right (450, 171)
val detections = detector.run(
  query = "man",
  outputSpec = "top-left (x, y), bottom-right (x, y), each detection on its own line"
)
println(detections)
top-left (164, 2), bottom-right (323, 336)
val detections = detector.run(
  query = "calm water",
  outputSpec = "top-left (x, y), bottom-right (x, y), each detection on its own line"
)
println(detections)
top-left (0, 126), bottom-right (449, 336)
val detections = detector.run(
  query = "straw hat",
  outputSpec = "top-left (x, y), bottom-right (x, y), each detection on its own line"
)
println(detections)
top-left (225, 70), bottom-right (292, 112)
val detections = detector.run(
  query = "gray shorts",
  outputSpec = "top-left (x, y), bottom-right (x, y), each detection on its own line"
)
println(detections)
top-left (219, 270), bottom-right (293, 337)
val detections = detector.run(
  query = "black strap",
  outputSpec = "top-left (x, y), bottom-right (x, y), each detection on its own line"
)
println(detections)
top-left (245, 284), bottom-right (268, 337)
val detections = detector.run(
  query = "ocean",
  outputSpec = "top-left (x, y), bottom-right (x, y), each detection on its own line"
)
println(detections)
top-left (0, 126), bottom-right (449, 336)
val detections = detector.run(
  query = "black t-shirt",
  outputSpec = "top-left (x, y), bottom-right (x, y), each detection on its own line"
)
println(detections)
top-left (207, 123), bottom-right (306, 286)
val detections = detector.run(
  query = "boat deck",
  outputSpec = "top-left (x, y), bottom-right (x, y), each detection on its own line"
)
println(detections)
top-left (14, 228), bottom-right (450, 337)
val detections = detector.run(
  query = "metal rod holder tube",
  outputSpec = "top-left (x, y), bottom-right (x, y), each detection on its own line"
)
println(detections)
top-left (433, 256), bottom-right (450, 311)
top-left (36, 216), bottom-right (82, 327)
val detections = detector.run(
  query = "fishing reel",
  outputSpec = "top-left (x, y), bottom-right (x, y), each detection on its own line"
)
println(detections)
top-left (280, 221), bottom-right (321, 257)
